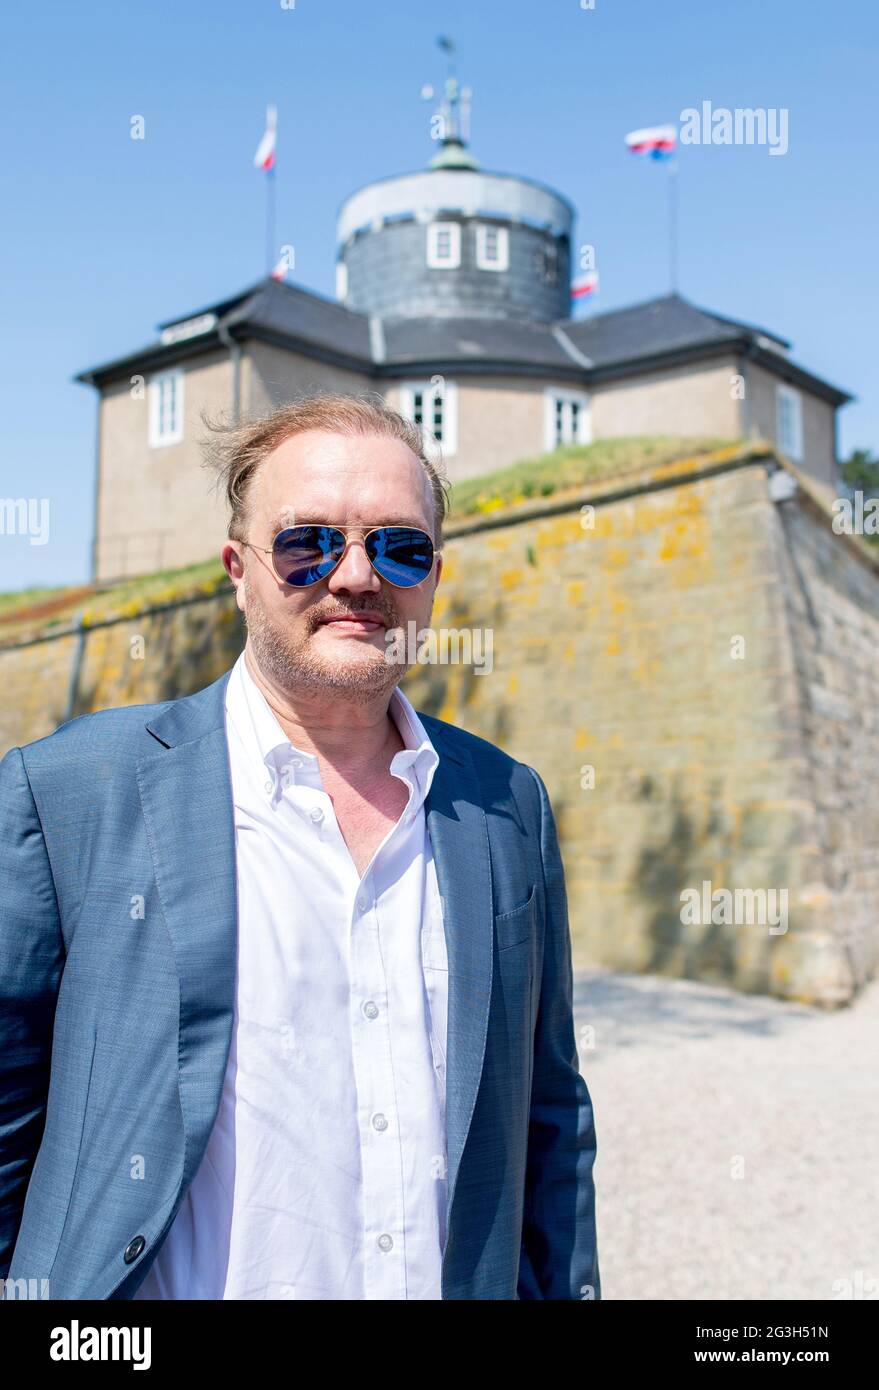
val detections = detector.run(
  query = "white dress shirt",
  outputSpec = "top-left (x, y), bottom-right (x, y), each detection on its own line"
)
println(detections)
top-left (134, 650), bottom-right (449, 1300)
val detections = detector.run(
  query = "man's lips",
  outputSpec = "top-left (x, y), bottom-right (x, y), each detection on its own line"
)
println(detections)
top-left (318, 612), bottom-right (387, 632)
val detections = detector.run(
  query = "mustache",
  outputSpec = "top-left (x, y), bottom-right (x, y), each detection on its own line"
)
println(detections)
top-left (307, 601), bottom-right (399, 632)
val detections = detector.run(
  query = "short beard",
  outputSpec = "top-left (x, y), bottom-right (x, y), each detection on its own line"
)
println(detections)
top-left (242, 575), bottom-right (410, 701)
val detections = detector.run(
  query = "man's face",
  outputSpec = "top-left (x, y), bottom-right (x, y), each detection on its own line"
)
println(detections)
top-left (223, 429), bottom-right (443, 699)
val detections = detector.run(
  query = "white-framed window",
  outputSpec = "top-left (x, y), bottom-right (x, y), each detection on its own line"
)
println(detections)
top-left (148, 368), bottom-right (184, 448)
top-left (776, 383), bottom-right (803, 462)
top-left (426, 222), bottom-right (461, 269)
top-left (543, 388), bottom-right (591, 451)
top-left (400, 379), bottom-right (458, 459)
top-left (476, 223), bottom-right (509, 272)
top-left (335, 260), bottom-right (348, 301)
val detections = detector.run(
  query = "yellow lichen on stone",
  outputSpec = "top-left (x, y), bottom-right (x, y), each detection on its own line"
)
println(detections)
top-left (603, 544), bottom-right (629, 569)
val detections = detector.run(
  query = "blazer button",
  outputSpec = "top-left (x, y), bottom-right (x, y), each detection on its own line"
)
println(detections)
top-left (124, 1236), bottom-right (146, 1264)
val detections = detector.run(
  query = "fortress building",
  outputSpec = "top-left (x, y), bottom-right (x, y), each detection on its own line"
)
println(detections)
top-left (77, 75), bottom-right (851, 582)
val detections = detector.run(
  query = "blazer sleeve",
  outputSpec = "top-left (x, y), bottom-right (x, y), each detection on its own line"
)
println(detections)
top-left (518, 765), bottom-right (601, 1300)
top-left (0, 747), bottom-right (65, 1278)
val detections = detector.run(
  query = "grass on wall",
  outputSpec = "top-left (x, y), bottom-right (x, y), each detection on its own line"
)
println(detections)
top-left (448, 435), bottom-right (736, 519)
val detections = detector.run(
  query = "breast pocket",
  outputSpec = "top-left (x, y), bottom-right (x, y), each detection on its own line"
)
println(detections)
top-left (495, 885), bottom-right (536, 951)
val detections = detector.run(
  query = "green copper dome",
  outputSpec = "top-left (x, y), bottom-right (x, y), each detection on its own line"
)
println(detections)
top-left (429, 137), bottom-right (480, 171)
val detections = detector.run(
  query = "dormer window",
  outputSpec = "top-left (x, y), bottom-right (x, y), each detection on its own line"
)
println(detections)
top-left (476, 224), bottom-right (509, 271)
top-left (427, 222), bottom-right (461, 269)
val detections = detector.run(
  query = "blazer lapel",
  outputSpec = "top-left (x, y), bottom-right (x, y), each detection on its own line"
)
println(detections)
top-left (423, 723), bottom-right (494, 1243)
top-left (136, 670), bottom-right (238, 1195)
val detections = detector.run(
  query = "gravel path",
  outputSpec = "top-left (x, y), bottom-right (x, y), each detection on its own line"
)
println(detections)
top-left (572, 968), bottom-right (879, 1300)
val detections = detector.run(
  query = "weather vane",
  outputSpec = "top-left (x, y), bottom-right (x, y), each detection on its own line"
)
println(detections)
top-left (421, 35), bottom-right (472, 147)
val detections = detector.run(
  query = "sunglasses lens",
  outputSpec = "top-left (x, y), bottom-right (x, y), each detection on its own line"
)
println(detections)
top-left (366, 528), bottom-right (434, 587)
top-left (272, 526), bottom-right (345, 586)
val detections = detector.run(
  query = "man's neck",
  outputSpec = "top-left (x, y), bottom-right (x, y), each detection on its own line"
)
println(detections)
top-left (243, 646), bottom-right (405, 774)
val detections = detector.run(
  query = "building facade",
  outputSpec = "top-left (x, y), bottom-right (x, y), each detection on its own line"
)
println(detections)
top-left (78, 119), bottom-right (851, 582)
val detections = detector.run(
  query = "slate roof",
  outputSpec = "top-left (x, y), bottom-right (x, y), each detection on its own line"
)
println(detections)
top-left (561, 293), bottom-right (789, 364)
top-left (76, 279), bottom-right (851, 405)
top-left (220, 280), bottom-right (374, 363)
top-left (378, 314), bottom-right (580, 372)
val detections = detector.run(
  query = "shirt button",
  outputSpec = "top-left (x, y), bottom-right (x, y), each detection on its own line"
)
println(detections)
top-left (372, 1113), bottom-right (388, 1132)
top-left (362, 1001), bottom-right (379, 1020)
top-left (309, 807), bottom-right (324, 823)
top-left (264, 780), bottom-right (273, 794)
top-left (377, 1234), bottom-right (394, 1253)
top-left (292, 758), bottom-right (303, 769)
top-left (357, 897), bottom-right (368, 912)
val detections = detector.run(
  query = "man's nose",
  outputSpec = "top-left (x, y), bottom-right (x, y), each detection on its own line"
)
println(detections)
top-left (327, 538), bottom-right (381, 592)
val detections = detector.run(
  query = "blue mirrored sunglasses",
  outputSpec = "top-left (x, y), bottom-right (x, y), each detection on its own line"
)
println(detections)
top-left (243, 524), bottom-right (436, 588)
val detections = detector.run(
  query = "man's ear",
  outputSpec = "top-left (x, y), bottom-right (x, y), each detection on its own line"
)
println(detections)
top-left (222, 541), bottom-right (247, 611)
top-left (222, 539), bottom-right (244, 578)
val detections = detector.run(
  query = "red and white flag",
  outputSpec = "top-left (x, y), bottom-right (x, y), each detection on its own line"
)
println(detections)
top-left (254, 105), bottom-right (277, 171)
top-left (624, 124), bottom-right (676, 159)
top-left (571, 271), bottom-right (599, 300)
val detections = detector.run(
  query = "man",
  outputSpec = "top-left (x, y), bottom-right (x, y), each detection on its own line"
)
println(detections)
top-left (0, 392), bottom-right (600, 1301)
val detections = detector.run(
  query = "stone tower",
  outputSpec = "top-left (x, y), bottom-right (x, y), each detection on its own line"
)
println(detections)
top-left (335, 63), bottom-right (574, 323)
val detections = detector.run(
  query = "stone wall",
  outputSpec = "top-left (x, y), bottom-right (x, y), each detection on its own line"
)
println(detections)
top-left (2, 452), bottom-right (876, 1005)
top-left (404, 454), bottom-right (879, 1007)
top-left (771, 476), bottom-right (879, 994)
top-left (0, 595), bottom-right (245, 754)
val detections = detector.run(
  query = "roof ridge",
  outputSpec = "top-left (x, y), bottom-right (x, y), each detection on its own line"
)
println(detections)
top-left (551, 323), bottom-right (594, 368)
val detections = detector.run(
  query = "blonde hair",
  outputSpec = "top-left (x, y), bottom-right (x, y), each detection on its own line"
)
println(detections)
top-left (201, 390), bottom-right (450, 545)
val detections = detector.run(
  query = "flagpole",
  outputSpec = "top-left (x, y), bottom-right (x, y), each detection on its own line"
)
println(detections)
top-left (265, 165), bottom-right (276, 276)
top-left (668, 156), bottom-right (679, 293)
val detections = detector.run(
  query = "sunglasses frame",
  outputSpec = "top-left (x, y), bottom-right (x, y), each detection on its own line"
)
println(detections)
top-left (241, 523), bottom-right (438, 589)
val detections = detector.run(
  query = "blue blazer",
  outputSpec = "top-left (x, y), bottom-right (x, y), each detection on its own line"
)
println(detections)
top-left (0, 667), bottom-right (600, 1300)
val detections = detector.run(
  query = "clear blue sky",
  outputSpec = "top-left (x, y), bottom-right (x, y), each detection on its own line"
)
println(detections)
top-left (0, 0), bottom-right (875, 592)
